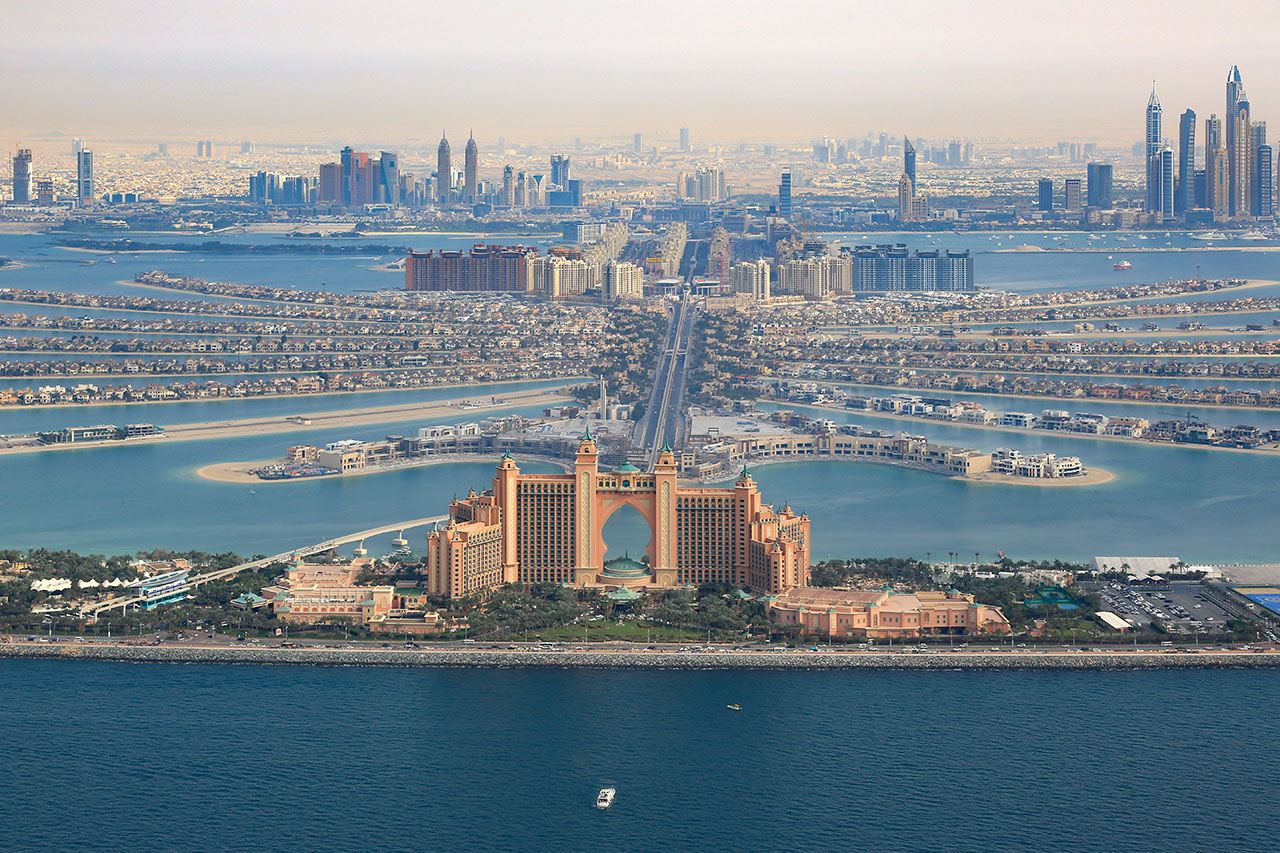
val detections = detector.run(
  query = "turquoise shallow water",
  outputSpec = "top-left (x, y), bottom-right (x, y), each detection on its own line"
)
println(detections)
top-left (2, 229), bottom-right (1279, 563)
top-left (1, 660), bottom-right (1277, 853)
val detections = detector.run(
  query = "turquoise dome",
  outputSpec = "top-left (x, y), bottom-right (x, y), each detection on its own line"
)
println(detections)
top-left (601, 556), bottom-right (650, 578)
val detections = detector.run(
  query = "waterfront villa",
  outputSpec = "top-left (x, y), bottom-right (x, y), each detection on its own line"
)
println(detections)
top-left (768, 587), bottom-right (1010, 639)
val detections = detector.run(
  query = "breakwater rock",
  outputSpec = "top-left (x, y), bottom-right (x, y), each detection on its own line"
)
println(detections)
top-left (4, 643), bottom-right (1280, 671)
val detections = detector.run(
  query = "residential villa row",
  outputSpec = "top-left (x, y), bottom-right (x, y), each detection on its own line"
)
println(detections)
top-left (791, 364), bottom-right (1280, 410)
top-left (0, 363), bottom-right (568, 408)
top-left (771, 383), bottom-right (1277, 449)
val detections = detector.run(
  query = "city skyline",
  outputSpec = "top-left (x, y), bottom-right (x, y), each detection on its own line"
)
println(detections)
top-left (5, 1), bottom-right (1280, 143)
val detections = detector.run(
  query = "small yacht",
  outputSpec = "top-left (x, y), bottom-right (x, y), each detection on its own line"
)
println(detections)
top-left (1114, 260), bottom-right (1132, 270)
top-left (596, 787), bottom-right (616, 810)
top-left (726, 704), bottom-right (743, 711)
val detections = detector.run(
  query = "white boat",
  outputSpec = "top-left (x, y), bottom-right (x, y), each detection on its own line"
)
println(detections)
top-left (1238, 230), bottom-right (1268, 241)
top-left (596, 787), bottom-right (616, 809)
top-left (1190, 231), bottom-right (1228, 240)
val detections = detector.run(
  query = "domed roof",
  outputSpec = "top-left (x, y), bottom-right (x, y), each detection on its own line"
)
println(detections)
top-left (614, 461), bottom-right (640, 473)
top-left (601, 555), bottom-right (650, 579)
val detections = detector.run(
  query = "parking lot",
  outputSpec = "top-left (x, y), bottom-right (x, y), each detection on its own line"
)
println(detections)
top-left (1096, 581), bottom-right (1235, 635)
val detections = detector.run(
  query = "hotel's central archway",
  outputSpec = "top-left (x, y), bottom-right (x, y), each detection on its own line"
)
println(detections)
top-left (597, 493), bottom-right (657, 566)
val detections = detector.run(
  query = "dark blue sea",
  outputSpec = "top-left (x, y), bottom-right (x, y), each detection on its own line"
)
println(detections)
top-left (2, 660), bottom-right (1278, 852)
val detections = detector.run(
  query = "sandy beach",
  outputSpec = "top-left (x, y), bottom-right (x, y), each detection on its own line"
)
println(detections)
top-left (0, 388), bottom-right (573, 455)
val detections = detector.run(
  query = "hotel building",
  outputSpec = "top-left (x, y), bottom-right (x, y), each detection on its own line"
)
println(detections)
top-left (405, 245), bottom-right (535, 292)
top-left (426, 435), bottom-right (810, 598)
top-left (769, 587), bottom-right (1011, 638)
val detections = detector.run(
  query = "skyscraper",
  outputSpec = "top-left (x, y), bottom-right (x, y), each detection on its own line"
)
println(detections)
top-left (1145, 83), bottom-right (1162, 214)
top-left (1226, 66), bottom-right (1243, 217)
top-left (501, 165), bottom-right (515, 206)
top-left (898, 173), bottom-right (915, 223)
top-left (12, 149), bottom-right (32, 204)
top-left (379, 152), bottom-right (400, 205)
top-left (1249, 122), bottom-right (1267, 215)
top-left (633, 133), bottom-right (643, 154)
top-left (1037, 178), bottom-right (1053, 212)
top-left (550, 155), bottom-right (570, 188)
top-left (1064, 178), bottom-right (1082, 213)
top-left (1086, 162), bottom-right (1113, 208)
top-left (903, 136), bottom-right (916, 187)
top-left (1176, 109), bottom-right (1196, 214)
top-left (464, 132), bottom-right (478, 204)
top-left (437, 132), bottom-right (452, 204)
top-left (318, 162), bottom-right (341, 204)
top-left (1204, 115), bottom-right (1227, 217)
top-left (679, 127), bottom-right (690, 152)
top-left (1257, 144), bottom-right (1274, 218)
top-left (76, 150), bottom-right (94, 207)
top-left (778, 170), bottom-right (792, 219)
top-left (1232, 93), bottom-right (1251, 217)
top-left (1158, 147), bottom-right (1175, 222)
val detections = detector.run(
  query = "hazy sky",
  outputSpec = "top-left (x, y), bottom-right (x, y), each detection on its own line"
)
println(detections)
top-left (5, 0), bottom-right (1280, 144)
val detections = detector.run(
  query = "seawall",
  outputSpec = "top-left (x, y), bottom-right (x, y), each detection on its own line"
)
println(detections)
top-left (5, 643), bottom-right (1280, 671)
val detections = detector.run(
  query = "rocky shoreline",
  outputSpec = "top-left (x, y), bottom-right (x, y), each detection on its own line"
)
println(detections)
top-left (5, 643), bottom-right (1280, 671)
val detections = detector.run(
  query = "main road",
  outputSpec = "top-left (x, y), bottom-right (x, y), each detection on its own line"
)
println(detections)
top-left (633, 294), bottom-right (698, 464)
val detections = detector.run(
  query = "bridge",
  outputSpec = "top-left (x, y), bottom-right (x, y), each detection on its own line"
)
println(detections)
top-left (82, 515), bottom-right (450, 616)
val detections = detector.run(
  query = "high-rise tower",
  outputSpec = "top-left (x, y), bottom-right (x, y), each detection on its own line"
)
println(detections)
top-left (1158, 147), bottom-right (1175, 222)
top-left (1176, 109), bottom-right (1196, 214)
top-left (1226, 66), bottom-right (1243, 217)
top-left (12, 149), bottom-right (32, 204)
top-left (903, 136), bottom-right (916, 187)
top-left (778, 170), bottom-right (792, 219)
top-left (76, 150), bottom-right (94, 208)
top-left (501, 165), bottom-right (514, 206)
top-left (379, 152), bottom-right (400, 205)
top-left (1232, 93), bottom-right (1251, 217)
top-left (1086, 162), bottom-right (1113, 208)
top-left (1145, 83), bottom-right (1162, 214)
top-left (550, 154), bottom-right (570, 187)
top-left (464, 132), bottom-right (478, 204)
top-left (1205, 114), bottom-right (1228, 216)
top-left (1250, 122), bottom-right (1267, 215)
top-left (437, 132), bottom-right (452, 204)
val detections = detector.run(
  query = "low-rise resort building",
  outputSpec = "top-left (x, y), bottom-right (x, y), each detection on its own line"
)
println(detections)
top-left (768, 587), bottom-right (1011, 639)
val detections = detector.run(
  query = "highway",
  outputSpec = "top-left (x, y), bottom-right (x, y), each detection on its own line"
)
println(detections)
top-left (81, 514), bottom-right (449, 616)
top-left (633, 295), bottom-right (698, 465)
